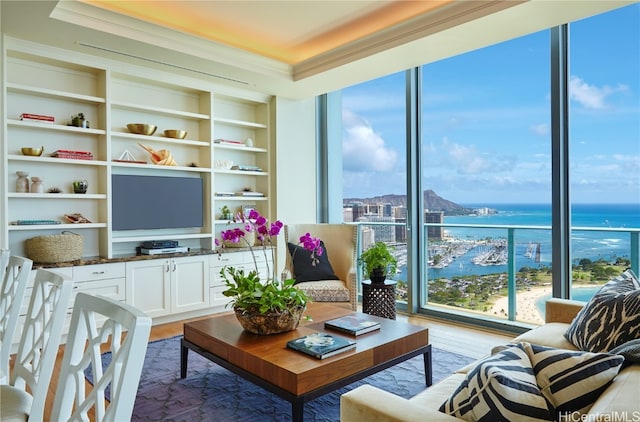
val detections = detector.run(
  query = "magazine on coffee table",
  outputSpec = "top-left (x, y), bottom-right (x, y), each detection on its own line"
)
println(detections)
top-left (286, 332), bottom-right (356, 359)
top-left (324, 315), bottom-right (381, 336)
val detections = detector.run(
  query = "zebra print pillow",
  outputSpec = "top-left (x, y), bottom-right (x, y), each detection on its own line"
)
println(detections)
top-left (564, 269), bottom-right (640, 353)
top-left (439, 343), bottom-right (554, 421)
top-left (523, 343), bottom-right (624, 417)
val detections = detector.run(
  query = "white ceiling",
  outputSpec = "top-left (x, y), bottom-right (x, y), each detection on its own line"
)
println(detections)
top-left (1, 1), bottom-right (635, 99)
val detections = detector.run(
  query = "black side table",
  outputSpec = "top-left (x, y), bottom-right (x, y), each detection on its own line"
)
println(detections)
top-left (362, 279), bottom-right (396, 319)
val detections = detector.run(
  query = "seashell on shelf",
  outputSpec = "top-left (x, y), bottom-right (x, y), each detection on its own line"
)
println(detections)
top-left (138, 143), bottom-right (177, 166)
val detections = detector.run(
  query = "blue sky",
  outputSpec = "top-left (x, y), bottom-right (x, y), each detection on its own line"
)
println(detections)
top-left (342, 4), bottom-right (639, 205)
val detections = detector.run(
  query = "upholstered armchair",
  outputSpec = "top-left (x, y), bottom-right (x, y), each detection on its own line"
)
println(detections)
top-left (284, 224), bottom-right (357, 310)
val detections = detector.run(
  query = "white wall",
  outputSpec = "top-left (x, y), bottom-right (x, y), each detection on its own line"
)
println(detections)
top-left (271, 96), bottom-right (318, 271)
top-left (0, 6), bottom-right (5, 251)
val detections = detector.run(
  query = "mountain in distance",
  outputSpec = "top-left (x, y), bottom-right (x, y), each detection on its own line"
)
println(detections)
top-left (344, 189), bottom-right (475, 216)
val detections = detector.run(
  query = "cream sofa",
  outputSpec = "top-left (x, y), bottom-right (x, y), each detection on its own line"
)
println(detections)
top-left (341, 298), bottom-right (639, 422)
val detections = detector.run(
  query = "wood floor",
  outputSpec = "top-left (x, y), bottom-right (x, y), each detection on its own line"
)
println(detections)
top-left (37, 309), bottom-right (513, 420)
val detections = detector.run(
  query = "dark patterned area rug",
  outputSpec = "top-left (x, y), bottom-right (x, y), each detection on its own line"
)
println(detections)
top-left (90, 335), bottom-right (475, 421)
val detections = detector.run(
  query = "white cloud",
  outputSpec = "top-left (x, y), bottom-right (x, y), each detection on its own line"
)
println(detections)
top-left (342, 109), bottom-right (398, 172)
top-left (447, 143), bottom-right (491, 174)
top-left (529, 123), bottom-right (549, 136)
top-left (569, 76), bottom-right (629, 109)
top-left (440, 139), bottom-right (518, 175)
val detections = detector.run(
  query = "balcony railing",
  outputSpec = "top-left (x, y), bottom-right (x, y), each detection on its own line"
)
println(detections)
top-left (354, 221), bottom-right (639, 326)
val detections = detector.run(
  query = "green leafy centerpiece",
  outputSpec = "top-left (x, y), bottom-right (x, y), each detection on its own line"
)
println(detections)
top-left (218, 210), bottom-right (321, 335)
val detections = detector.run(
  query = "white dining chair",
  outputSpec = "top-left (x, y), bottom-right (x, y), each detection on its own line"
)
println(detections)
top-left (0, 254), bottom-right (33, 384)
top-left (0, 249), bottom-right (9, 275)
top-left (50, 292), bottom-right (151, 422)
top-left (0, 268), bottom-right (73, 421)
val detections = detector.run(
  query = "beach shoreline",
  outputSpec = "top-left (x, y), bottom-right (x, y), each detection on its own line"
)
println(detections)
top-left (487, 286), bottom-right (550, 325)
top-left (487, 284), bottom-right (598, 325)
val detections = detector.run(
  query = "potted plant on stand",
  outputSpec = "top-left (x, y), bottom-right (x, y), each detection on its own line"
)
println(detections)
top-left (359, 241), bottom-right (398, 283)
top-left (218, 210), bottom-right (322, 335)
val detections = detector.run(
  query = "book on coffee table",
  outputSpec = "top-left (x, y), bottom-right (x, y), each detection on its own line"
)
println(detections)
top-left (286, 332), bottom-right (356, 359)
top-left (324, 315), bottom-right (381, 336)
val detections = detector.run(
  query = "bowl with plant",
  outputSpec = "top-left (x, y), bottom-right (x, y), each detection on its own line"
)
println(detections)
top-left (218, 210), bottom-right (322, 335)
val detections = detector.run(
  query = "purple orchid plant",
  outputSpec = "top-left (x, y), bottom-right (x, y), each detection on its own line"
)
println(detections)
top-left (217, 209), bottom-right (322, 283)
top-left (217, 210), bottom-right (323, 314)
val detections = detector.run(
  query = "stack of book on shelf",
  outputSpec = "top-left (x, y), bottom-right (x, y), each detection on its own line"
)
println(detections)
top-left (20, 113), bottom-right (54, 123)
top-left (51, 149), bottom-right (93, 160)
top-left (324, 315), bottom-right (381, 336)
top-left (214, 138), bottom-right (245, 146)
top-left (235, 191), bottom-right (264, 197)
top-left (11, 219), bottom-right (61, 225)
top-left (231, 164), bottom-right (263, 172)
top-left (286, 332), bottom-right (356, 359)
top-left (215, 191), bottom-right (235, 197)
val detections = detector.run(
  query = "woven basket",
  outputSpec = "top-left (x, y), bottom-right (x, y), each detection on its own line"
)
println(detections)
top-left (223, 230), bottom-right (256, 248)
top-left (25, 231), bottom-right (83, 263)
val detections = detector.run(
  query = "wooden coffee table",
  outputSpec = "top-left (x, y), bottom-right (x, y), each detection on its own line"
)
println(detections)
top-left (181, 302), bottom-right (431, 421)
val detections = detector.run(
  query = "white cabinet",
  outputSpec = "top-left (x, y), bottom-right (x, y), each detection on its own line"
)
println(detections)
top-left (126, 255), bottom-right (209, 317)
top-left (209, 250), bottom-right (273, 308)
top-left (72, 262), bottom-right (126, 303)
top-left (171, 255), bottom-right (210, 314)
top-left (13, 264), bottom-right (125, 351)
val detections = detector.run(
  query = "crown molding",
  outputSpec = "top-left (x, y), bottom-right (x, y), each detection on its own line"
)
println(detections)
top-left (292, 0), bottom-right (523, 81)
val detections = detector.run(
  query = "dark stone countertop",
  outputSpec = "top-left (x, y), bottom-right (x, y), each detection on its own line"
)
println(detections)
top-left (31, 247), bottom-right (248, 269)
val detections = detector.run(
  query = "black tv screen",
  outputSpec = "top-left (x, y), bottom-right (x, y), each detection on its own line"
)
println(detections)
top-left (112, 174), bottom-right (204, 230)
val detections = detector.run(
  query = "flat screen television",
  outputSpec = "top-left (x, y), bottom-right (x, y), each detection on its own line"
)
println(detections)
top-left (112, 174), bottom-right (204, 230)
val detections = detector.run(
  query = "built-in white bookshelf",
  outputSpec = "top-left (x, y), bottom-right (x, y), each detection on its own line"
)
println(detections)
top-left (2, 37), bottom-right (272, 260)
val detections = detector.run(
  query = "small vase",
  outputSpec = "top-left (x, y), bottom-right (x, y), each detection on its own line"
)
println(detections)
top-left (30, 177), bottom-right (44, 193)
top-left (370, 268), bottom-right (387, 283)
top-left (73, 180), bottom-right (88, 194)
top-left (16, 171), bottom-right (30, 193)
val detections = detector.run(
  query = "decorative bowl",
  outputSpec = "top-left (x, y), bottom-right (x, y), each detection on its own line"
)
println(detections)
top-left (234, 305), bottom-right (305, 335)
top-left (21, 146), bottom-right (44, 156)
top-left (164, 129), bottom-right (187, 139)
top-left (127, 123), bottom-right (157, 136)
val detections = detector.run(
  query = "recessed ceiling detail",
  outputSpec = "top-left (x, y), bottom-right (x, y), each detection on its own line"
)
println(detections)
top-left (81, 0), bottom-right (452, 64)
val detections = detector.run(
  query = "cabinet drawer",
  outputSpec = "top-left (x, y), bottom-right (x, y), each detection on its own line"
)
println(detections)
top-left (19, 268), bottom-right (73, 315)
top-left (210, 285), bottom-right (232, 308)
top-left (74, 263), bottom-right (125, 281)
top-left (73, 277), bottom-right (126, 302)
top-left (211, 251), bottom-right (246, 268)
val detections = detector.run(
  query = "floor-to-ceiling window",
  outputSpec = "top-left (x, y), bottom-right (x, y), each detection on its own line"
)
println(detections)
top-left (335, 3), bottom-right (639, 326)
top-left (568, 5), bottom-right (640, 300)
top-left (420, 31), bottom-right (552, 325)
top-left (340, 72), bottom-right (408, 295)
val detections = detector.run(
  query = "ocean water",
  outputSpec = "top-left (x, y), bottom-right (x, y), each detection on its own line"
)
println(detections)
top-left (401, 203), bottom-right (639, 281)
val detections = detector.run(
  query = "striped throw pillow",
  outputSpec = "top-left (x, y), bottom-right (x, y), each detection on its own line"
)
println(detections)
top-left (564, 269), bottom-right (640, 353)
top-left (523, 343), bottom-right (624, 417)
top-left (439, 343), bottom-right (554, 421)
top-left (610, 338), bottom-right (640, 363)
